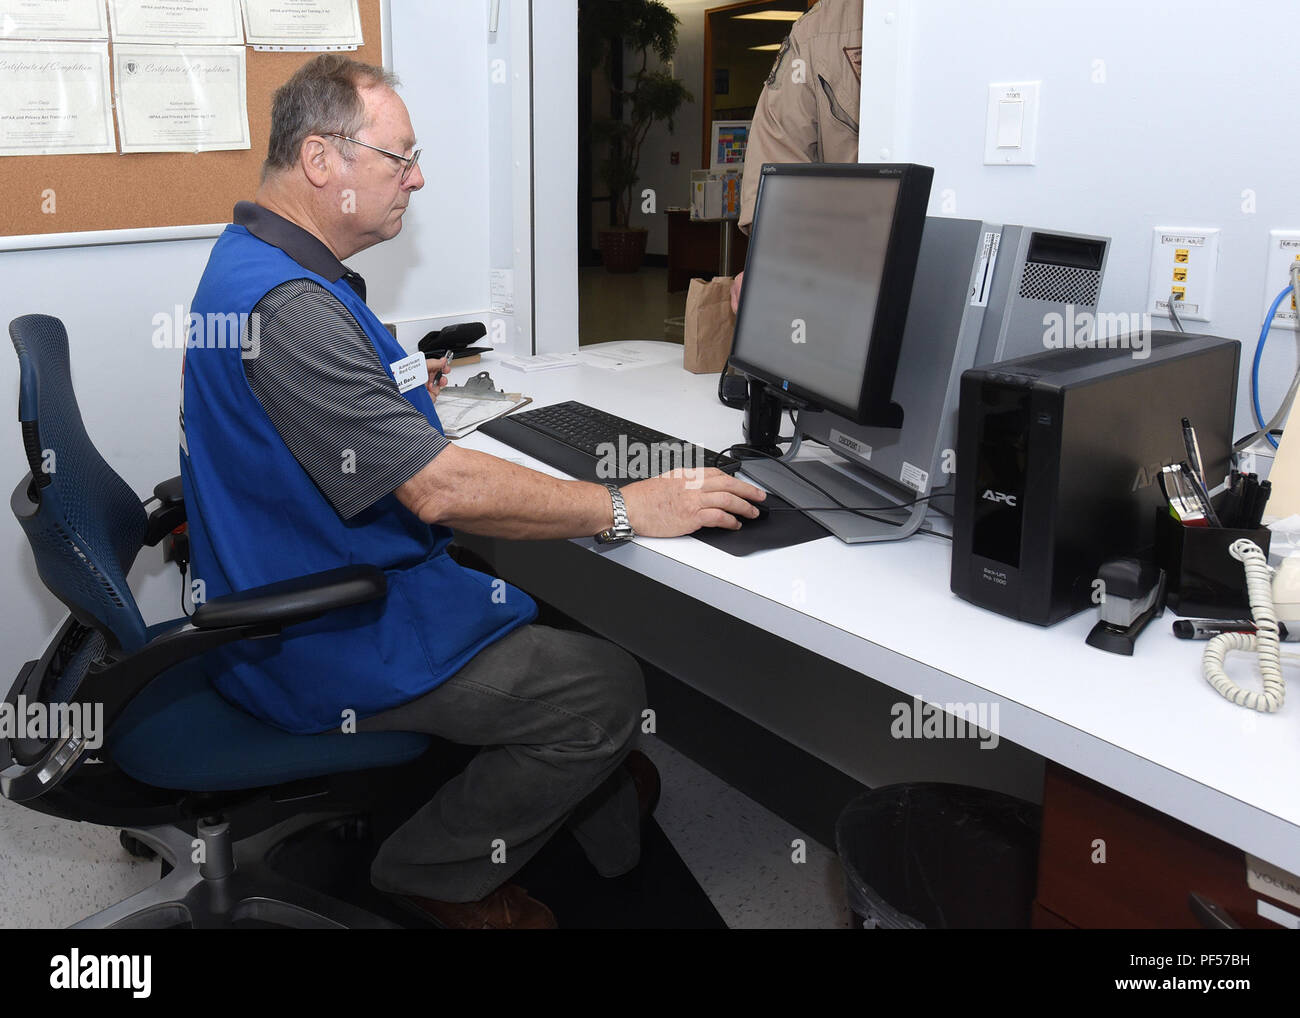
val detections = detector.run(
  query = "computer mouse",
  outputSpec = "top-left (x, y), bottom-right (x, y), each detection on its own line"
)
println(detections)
top-left (748, 501), bottom-right (770, 523)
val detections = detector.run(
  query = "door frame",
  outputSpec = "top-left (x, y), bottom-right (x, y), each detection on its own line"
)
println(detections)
top-left (700, 0), bottom-right (813, 168)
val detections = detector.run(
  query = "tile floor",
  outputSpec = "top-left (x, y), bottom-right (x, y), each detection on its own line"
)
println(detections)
top-left (578, 265), bottom-right (688, 347)
top-left (0, 736), bottom-right (850, 929)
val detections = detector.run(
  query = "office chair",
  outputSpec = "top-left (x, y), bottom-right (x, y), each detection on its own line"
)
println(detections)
top-left (3, 314), bottom-right (434, 928)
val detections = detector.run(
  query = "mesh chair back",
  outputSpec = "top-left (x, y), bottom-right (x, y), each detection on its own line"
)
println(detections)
top-left (10, 314), bottom-right (149, 657)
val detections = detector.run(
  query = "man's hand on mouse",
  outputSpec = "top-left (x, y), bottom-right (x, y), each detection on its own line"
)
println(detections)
top-left (424, 354), bottom-right (451, 401)
top-left (620, 468), bottom-right (766, 536)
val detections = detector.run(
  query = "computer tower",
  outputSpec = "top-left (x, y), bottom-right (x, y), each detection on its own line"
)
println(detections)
top-left (950, 332), bottom-right (1240, 625)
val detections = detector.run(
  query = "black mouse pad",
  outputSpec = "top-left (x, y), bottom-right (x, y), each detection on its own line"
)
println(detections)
top-left (690, 491), bottom-right (828, 556)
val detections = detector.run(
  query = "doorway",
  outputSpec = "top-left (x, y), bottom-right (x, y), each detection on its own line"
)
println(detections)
top-left (576, 0), bottom-right (809, 347)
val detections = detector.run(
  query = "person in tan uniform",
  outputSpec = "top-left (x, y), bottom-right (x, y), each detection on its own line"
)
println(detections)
top-left (731, 0), bottom-right (864, 311)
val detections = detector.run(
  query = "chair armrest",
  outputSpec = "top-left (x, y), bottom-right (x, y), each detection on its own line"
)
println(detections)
top-left (74, 566), bottom-right (387, 743)
top-left (153, 476), bottom-right (184, 504)
top-left (190, 565), bottom-right (386, 630)
top-left (143, 474), bottom-right (186, 547)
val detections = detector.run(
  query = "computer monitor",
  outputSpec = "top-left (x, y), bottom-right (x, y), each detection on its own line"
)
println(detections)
top-left (728, 162), bottom-right (933, 428)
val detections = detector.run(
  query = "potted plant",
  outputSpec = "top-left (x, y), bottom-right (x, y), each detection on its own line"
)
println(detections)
top-left (582, 0), bottom-right (693, 273)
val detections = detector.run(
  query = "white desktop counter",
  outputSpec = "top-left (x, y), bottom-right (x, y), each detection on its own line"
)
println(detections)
top-left (451, 342), bottom-right (1300, 876)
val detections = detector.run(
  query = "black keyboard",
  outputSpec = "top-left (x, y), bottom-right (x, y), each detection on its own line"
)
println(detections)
top-left (479, 400), bottom-right (739, 483)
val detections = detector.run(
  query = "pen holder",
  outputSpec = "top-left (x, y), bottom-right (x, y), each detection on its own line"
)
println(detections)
top-left (1153, 508), bottom-right (1271, 619)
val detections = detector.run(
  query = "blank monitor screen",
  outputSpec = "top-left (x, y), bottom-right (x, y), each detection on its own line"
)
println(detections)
top-left (730, 164), bottom-right (931, 425)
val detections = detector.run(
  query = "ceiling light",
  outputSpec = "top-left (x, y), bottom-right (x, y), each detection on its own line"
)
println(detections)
top-left (733, 11), bottom-right (804, 21)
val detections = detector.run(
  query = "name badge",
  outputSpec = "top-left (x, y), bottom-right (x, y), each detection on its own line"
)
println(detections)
top-left (390, 351), bottom-right (429, 394)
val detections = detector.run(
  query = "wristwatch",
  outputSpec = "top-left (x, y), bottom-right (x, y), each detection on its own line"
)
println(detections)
top-left (594, 483), bottom-right (635, 544)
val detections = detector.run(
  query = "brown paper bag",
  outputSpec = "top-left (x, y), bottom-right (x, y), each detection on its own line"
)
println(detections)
top-left (683, 276), bottom-right (735, 373)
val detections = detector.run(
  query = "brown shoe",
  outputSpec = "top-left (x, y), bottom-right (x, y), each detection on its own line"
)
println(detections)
top-left (623, 749), bottom-right (661, 823)
top-left (396, 884), bottom-right (557, 929)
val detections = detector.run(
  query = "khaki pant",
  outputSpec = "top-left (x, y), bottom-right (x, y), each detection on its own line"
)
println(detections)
top-left (359, 624), bottom-right (645, 902)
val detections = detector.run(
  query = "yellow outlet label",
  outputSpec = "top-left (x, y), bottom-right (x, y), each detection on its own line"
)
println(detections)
top-left (1175, 249), bottom-right (1190, 263)
top-left (1171, 286), bottom-right (1187, 300)
top-left (1173, 266), bottom-right (1188, 282)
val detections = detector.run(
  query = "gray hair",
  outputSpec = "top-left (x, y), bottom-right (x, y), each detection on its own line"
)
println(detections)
top-left (263, 54), bottom-right (399, 179)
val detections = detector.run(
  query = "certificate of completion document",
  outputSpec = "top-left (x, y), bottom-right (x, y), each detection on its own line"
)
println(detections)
top-left (108, 0), bottom-right (245, 46)
top-left (113, 45), bottom-right (249, 153)
top-left (0, 42), bottom-right (115, 155)
top-left (0, 0), bottom-right (109, 41)
top-left (240, 0), bottom-right (363, 50)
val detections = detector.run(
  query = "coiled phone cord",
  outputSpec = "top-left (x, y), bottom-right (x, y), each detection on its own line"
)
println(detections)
top-left (1201, 539), bottom-right (1285, 712)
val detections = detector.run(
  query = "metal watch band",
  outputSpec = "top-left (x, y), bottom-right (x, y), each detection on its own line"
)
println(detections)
top-left (595, 483), bottom-right (635, 544)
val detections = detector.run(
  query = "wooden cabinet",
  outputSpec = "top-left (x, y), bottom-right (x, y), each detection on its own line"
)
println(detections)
top-left (665, 209), bottom-right (748, 291)
top-left (1034, 762), bottom-right (1298, 929)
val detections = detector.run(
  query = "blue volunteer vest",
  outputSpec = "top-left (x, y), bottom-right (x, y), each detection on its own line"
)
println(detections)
top-left (180, 224), bottom-right (537, 734)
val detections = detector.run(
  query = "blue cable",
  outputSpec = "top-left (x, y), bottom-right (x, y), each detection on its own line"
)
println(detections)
top-left (1253, 284), bottom-right (1296, 450)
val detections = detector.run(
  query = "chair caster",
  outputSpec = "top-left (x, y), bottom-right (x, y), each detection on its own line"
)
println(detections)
top-left (119, 831), bottom-right (158, 861)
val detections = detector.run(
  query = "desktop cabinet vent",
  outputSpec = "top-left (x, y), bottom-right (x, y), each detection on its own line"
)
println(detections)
top-left (1018, 261), bottom-right (1101, 305)
top-left (1015, 231), bottom-right (1107, 306)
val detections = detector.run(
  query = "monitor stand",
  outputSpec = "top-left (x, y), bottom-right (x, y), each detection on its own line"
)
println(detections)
top-left (738, 456), bottom-right (932, 544)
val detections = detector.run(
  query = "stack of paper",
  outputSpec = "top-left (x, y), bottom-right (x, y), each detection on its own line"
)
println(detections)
top-left (500, 352), bottom-right (581, 372)
top-left (577, 344), bottom-right (682, 371)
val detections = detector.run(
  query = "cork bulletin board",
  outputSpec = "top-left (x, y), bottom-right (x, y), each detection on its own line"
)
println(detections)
top-left (0, 0), bottom-right (384, 239)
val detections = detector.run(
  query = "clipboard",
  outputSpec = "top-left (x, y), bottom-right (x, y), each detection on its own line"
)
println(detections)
top-left (436, 370), bottom-right (531, 439)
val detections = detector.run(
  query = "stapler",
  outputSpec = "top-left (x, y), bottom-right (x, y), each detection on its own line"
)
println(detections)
top-left (1086, 556), bottom-right (1167, 655)
top-left (418, 321), bottom-right (490, 360)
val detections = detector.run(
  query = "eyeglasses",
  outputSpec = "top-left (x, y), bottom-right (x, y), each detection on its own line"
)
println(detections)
top-left (326, 133), bottom-right (421, 184)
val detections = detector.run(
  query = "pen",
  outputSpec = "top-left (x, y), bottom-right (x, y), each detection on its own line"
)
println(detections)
top-left (429, 349), bottom-right (454, 384)
top-left (1252, 480), bottom-right (1272, 528)
top-left (1231, 472), bottom-right (1248, 525)
top-left (1181, 417), bottom-right (1208, 493)
top-left (1235, 475), bottom-right (1258, 529)
top-left (1218, 476), bottom-right (1242, 528)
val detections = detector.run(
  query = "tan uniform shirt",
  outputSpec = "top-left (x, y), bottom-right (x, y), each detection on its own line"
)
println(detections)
top-left (738, 0), bottom-right (864, 235)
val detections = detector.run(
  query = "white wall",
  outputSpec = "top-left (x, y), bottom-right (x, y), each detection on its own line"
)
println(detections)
top-left (2, 239), bottom-right (215, 644)
top-left (0, 0), bottom-right (573, 670)
top-left (352, 1), bottom-right (493, 322)
top-left (869, 0), bottom-right (1300, 440)
top-left (530, 0), bottom-right (580, 353)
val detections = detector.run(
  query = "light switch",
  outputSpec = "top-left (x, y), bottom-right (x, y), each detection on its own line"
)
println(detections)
top-left (984, 82), bottom-right (1040, 165)
top-left (996, 100), bottom-right (1023, 147)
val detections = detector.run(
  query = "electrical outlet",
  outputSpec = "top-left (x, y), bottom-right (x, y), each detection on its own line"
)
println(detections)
top-left (1262, 230), bottom-right (1300, 331)
top-left (1147, 227), bottom-right (1219, 323)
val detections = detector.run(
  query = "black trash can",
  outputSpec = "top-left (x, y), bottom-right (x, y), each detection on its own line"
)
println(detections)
top-left (835, 782), bottom-right (1041, 929)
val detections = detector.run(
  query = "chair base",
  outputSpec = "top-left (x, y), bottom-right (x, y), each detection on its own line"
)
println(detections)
top-left (71, 810), bottom-right (399, 929)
